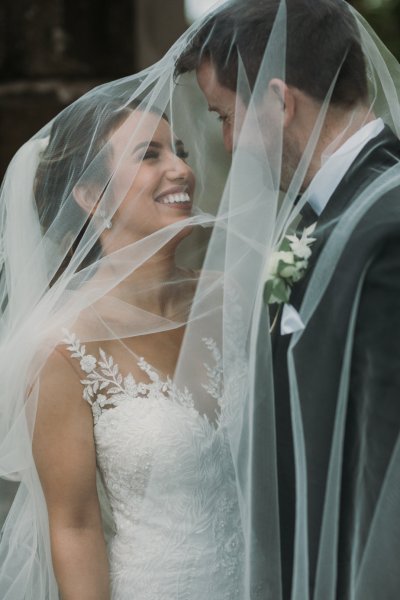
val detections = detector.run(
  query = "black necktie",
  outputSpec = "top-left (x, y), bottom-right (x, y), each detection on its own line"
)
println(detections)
top-left (298, 201), bottom-right (318, 229)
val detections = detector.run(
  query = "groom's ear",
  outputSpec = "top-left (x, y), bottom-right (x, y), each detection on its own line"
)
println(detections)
top-left (269, 79), bottom-right (295, 128)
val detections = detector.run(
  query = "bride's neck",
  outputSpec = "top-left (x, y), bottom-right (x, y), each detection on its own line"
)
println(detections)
top-left (102, 249), bottom-right (184, 317)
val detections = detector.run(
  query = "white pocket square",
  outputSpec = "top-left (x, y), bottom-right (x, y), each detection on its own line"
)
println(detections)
top-left (281, 304), bottom-right (305, 335)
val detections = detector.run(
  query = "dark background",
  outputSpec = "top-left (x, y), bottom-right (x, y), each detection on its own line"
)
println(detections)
top-left (0, 0), bottom-right (399, 178)
top-left (0, 0), bottom-right (188, 178)
top-left (352, 0), bottom-right (400, 57)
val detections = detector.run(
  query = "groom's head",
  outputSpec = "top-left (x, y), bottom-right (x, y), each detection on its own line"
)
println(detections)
top-left (175, 0), bottom-right (369, 174)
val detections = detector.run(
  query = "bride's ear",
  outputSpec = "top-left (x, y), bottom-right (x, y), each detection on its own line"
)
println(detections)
top-left (269, 78), bottom-right (295, 127)
top-left (73, 184), bottom-right (98, 217)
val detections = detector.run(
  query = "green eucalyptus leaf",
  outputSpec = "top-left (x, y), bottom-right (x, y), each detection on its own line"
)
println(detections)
top-left (263, 279), bottom-right (274, 304)
top-left (280, 238), bottom-right (292, 252)
top-left (273, 278), bottom-right (291, 303)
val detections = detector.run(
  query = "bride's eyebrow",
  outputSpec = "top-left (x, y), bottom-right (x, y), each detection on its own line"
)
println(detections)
top-left (132, 141), bottom-right (162, 154)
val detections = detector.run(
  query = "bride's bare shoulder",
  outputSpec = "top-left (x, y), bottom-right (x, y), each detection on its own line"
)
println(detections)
top-left (36, 341), bottom-right (87, 411)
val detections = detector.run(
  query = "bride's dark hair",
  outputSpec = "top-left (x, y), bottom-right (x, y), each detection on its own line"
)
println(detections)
top-left (34, 97), bottom-right (167, 281)
top-left (175, 0), bottom-right (368, 108)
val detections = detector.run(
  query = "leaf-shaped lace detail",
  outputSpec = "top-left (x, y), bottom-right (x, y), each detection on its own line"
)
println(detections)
top-left (62, 329), bottom-right (199, 425)
top-left (61, 330), bottom-right (249, 599)
top-left (202, 337), bottom-right (223, 401)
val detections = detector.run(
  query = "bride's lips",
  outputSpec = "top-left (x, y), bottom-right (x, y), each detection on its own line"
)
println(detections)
top-left (154, 186), bottom-right (193, 209)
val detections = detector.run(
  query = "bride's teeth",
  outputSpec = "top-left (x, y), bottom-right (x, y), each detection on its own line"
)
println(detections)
top-left (159, 193), bottom-right (190, 204)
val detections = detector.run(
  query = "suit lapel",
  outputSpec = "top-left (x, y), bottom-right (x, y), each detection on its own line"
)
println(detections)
top-left (289, 125), bottom-right (400, 312)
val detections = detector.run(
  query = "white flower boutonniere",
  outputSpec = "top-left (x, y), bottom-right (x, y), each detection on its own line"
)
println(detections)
top-left (263, 223), bottom-right (317, 305)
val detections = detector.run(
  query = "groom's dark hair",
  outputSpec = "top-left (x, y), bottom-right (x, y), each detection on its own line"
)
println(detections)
top-left (175, 0), bottom-right (368, 107)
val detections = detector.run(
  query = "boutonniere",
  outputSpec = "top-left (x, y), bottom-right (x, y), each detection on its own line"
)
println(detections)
top-left (263, 223), bottom-right (317, 305)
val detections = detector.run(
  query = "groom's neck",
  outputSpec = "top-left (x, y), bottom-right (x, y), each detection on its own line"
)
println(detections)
top-left (302, 103), bottom-right (375, 189)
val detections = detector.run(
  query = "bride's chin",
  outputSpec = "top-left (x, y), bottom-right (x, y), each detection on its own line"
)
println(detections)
top-left (172, 225), bottom-right (194, 244)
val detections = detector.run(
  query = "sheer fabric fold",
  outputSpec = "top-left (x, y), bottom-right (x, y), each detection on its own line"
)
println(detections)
top-left (0, 1), bottom-right (400, 598)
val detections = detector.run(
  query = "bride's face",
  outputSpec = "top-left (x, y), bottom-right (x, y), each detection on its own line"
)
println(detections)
top-left (105, 110), bottom-right (195, 242)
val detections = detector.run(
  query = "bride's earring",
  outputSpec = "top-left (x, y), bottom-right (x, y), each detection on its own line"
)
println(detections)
top-left (99, 209), bottom-right (112, 230)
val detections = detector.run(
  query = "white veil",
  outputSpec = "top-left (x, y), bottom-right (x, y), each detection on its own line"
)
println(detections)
top-left (174, 1), bottom-right (400, 598)
top-left (1, 1), bottom-right (400, 598)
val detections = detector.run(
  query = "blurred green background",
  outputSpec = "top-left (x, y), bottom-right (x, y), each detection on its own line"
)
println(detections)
top-left (351, 0), bottom-right (400, 57)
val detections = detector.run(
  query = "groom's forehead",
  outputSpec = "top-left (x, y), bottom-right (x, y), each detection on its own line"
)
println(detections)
top-left (196, 59), bottom-right (237, 107)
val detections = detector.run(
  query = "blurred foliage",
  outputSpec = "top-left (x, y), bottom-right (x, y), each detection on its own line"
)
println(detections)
top-left (350, 0), bottom-right (400, 58)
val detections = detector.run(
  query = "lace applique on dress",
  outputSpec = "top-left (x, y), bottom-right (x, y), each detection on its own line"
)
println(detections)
top-left (62, 330), bottom-right (223, 426)
top-left (202, 337), bottom-right (223, 400)
top-left (61, 328), bottom-right (247, 599)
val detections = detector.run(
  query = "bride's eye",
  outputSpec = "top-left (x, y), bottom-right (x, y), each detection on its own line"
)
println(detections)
top-left (174, 141), bottom-right (189, 160)
top-left (176, 149), bottom-right (189, 160)
top-left (142, 150), bottom-right (159, 160)
top-left (217, 114), bottom-right (228, 123)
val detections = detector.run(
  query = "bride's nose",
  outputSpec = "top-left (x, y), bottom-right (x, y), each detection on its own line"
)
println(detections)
top-left (165, 154), bottom-right (191, 181)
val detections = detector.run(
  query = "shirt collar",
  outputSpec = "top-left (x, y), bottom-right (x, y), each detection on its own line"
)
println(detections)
top-left (304, 118), bottom-right (385, 217)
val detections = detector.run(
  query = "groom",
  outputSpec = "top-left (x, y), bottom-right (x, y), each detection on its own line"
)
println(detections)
top-left (176, 1), bottom-right (400, 598)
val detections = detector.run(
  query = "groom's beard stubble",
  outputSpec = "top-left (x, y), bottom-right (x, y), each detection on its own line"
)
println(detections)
top-left (280, 134), bottom-right (306, 193)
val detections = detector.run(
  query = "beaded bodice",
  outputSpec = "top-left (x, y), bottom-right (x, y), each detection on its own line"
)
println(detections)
top-left (63, 331), bottom-right (244, 600)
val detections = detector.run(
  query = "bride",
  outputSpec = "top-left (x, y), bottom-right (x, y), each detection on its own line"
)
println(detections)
top-left (32, 99), bottom-right (228, 598)
top-left (0, 85), bottom-right (253, 598)
top-left (0, 45), bottom-right (260, 596)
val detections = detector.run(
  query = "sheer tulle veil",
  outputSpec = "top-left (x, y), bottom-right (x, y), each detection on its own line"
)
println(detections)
top-left (1, 1), bottom-right (400, 598)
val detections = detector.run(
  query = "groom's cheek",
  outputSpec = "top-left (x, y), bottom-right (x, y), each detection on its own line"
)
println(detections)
top-left (222, 122), bottom-right (234, 154)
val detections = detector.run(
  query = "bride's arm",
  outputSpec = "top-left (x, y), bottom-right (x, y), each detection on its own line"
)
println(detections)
top-left (33, 350), bottom-right (110, 600)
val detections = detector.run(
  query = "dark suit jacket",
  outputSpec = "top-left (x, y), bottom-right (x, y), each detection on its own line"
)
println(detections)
top-left (272, 126), bottom-right (400, 599)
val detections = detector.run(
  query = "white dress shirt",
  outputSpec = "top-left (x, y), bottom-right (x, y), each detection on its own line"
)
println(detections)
top-left (280, 118), bottom-right (385, 335)
top-left (303, 118), bottom-right (384, 217)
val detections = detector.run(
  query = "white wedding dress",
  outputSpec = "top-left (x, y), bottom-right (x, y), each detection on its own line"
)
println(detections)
top-left (63, 332), bottom-right (245, 600)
